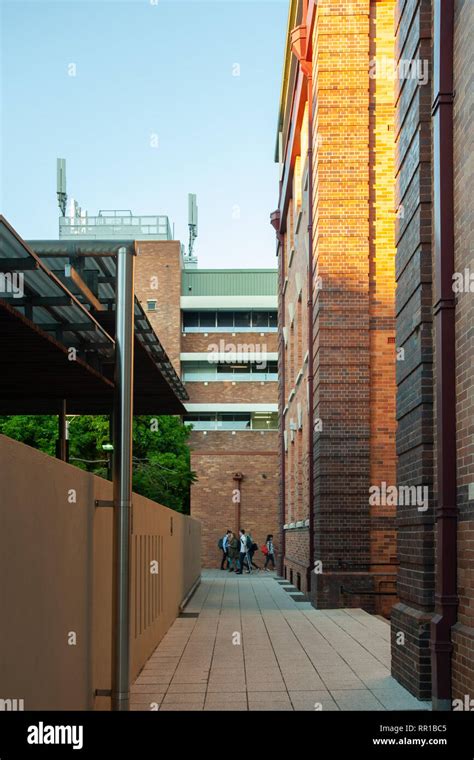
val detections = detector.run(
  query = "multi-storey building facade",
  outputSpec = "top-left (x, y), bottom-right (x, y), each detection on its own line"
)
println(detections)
top-left (272, 0), bottom-right (398, 615)
top-left (134, 244), bottom-right (279, 568)
top-left (391, 0), bottom-right (474, 709)
top-left (273, 0), bottom-right (474, 709)
top-left (59, 211), bottom-right (279, 569)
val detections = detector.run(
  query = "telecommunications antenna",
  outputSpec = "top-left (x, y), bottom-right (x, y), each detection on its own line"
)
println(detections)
top-left (188, 193), bottom-right (198, 258)
top-left (57, 158), bottom-right (68, 216)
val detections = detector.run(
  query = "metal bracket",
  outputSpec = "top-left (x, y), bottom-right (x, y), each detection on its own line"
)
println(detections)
top-left (95, 500), bottom-right (114, 508)
top-left (95, 689), bottom-right (112, 697)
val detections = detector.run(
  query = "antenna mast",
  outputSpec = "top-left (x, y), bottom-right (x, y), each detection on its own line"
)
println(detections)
top-left (188, 193), bottom-right (198, 258)
top-left (57, 158), bottom-right (67, 216)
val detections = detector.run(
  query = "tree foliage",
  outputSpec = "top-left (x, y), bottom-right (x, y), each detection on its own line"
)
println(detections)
top-left (0, 414), bottom-right (196, 514)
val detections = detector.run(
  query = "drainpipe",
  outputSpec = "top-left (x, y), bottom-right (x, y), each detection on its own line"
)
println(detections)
top-left (56, 398), bottom-right (68, 462)
top-left (233, 472), bottom-right (243, 535)
top-left (271, 210), bottom-right (285, 576)
top-left (430, 0), bottom-right (457, 711)
top-left (290, 21), bottom-right (314, 595)
top-left (111, 246), bottom-right (135, 712)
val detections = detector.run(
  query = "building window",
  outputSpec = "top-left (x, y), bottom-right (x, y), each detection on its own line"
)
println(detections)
top-left (147, 300), bottom-right (157, 312)
top-left (181, 310), bottom-right (278, 333)
top-left (184, 412), bottom-right (278, 431)
top-left (182, 361), bottom-right (277, 382)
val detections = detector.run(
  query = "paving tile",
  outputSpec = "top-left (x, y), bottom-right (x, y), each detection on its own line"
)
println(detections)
top-left (162, 692), bottom-right (206, 705)
top-left (289, 691), bottom-right (339, 711)
top-left (204, 693), bottom-right (248, 711)
top-left (248, 692), bottom-right (293, 711)
top-left (166, 683), bottom-right (207, 694)
top-left (130, 570), bottom-right (426, 713)
top-left (330, 689), bottom-right (385, 711)
top-left (370, 689), bottom-right (431, 711)
top-left (130, 692), bottom-right (165, 704)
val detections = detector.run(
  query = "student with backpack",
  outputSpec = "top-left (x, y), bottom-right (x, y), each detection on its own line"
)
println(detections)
top-left (247, 533), bottom-right (260, 571)
top-left (227, 532), bottom-right (240, 572)
top-left (263, 534), bottom-right (276, 571)
top-left (218, 529), bottom-right (231, 570)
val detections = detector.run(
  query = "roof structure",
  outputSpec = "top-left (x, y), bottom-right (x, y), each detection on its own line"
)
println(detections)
top-left (0, 217), bottom-right (187, 415)
top-left (181, 268), bottom-right (278, 297)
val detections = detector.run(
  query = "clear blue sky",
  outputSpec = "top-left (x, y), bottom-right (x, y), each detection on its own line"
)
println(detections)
top-left (0, 0), bottom-right (288, 268)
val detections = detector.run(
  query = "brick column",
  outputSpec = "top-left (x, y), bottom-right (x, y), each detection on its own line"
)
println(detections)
top-left (311, 0), bottom-right (373, 610)
top-left (390, 0), bottom-right (435, 700)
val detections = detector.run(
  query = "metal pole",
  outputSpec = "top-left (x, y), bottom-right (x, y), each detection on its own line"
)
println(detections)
top-left (56, 398), bottom-right (68, 461)
top-left (111, 246), bottom-right (135, 712)
top-left (430, 0), bottom-right (457, 711)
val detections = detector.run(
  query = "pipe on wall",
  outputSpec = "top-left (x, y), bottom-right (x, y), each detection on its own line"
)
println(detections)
top-left (290, 15), bottom-right (314, 595)
top-left (430, 0), bottom-right (457, 711)
top-left (233, 471), bottom-right (243, 536)
top-left (270, 210), bottom-right (286, 576)
top-left (111, 245), bottom-right (135, 712)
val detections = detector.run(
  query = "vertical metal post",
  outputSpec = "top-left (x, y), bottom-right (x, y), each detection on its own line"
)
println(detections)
top-left (111, 246), bottom-right (135, 712)
top-left (56, 398), bottom-right (68, 461)
top-left (431, 0), bottom-right (457, 711)
top-left (233, 472), bottom-right (242, 535)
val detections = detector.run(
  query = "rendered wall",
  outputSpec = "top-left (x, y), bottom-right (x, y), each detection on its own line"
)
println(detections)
top-left (0, 435), bottom-right (201, 710)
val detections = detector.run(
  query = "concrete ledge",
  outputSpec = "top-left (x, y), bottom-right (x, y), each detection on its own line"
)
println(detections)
top-left (179, 574), bottom-right (201, 613)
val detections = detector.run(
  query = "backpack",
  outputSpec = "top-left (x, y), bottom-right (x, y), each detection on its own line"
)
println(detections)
top-left (261, 544), bottom-right (269, 555)
top-left (218, 537), bottom-right (224, 550)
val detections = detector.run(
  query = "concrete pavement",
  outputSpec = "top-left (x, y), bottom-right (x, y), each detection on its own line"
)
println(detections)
top-left (131, 569), bottom-right (431, 711)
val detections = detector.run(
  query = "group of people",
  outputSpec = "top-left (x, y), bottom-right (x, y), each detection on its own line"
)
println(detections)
top-left (218, 529), bottom-right (276, 574)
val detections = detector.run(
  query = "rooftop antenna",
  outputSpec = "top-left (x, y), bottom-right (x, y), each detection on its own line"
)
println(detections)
top-left (57, 158), bottom-right (67, 216)
top-left (188, 193), bottom-right (198, 258)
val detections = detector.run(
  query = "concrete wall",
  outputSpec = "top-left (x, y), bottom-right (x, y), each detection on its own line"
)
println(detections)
top-left (0, 435), bottom-right (201, 711)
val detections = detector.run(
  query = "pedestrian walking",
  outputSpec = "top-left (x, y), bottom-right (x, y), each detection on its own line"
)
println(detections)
top-left (263, 534), bottom-right (276, 571)
top-left (227, 532), bottom-right (240, 572)
top-left (236, 529), bottom-right (249, 574)
top-left (218, 529), bottom-right (231, 570)
top-left (247, 532), bottom-right (260, 571)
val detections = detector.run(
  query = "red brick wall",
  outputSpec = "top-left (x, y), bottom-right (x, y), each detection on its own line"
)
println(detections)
top-left (278, 0), bottom-right (397, 614)
top-left (182, 332), bottom-right (278, 354)
top-left (185, 382), bottom-right (276, 404)
top-left (135, 241), bottom-right (182, 373)
top-left (189, 431), bottom-right (279, 567)
top-left (452, 0), bottom-right (474, 703)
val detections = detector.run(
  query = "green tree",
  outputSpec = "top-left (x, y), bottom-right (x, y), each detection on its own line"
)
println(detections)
top-left (0, 414), bottom-right (196, 514)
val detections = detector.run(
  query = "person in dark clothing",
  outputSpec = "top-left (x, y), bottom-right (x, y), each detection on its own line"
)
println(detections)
top-left (220, 529), bottom-right (231, 570)
top-left (247, 533), bottom-right (260, 571)
top-left (264, 534), bottom-right (276, 571)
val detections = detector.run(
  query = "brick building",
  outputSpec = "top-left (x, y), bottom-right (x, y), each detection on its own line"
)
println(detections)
top-left (59, 209), bottom-right (279, 569)
top-left (137, 252), bottom-right (280, 567)
top-left (271, 0), bottom-right (398, 615)
top-left (390, 0), bottom-right (474, 709)
top-left (272, 0), bottom-right (474, 710)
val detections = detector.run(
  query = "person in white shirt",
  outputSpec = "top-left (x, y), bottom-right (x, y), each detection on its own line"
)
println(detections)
top-left (237, 529), bottom-right (248, 574)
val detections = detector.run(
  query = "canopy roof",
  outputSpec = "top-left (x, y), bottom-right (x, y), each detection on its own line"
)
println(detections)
top-left (0, 217), bottom-right (187, 415)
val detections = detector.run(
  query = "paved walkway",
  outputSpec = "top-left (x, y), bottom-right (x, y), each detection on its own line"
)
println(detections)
top-left (131, 570), bottom-right (430, 711)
